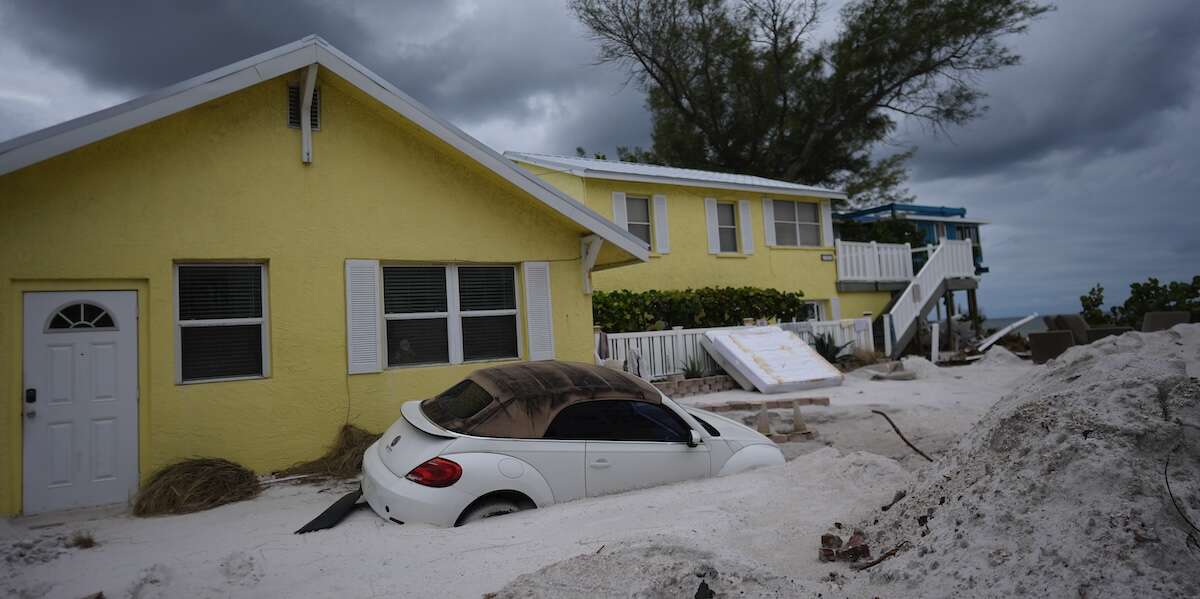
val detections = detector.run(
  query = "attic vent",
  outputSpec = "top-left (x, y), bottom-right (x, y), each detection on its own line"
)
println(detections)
top-left (288, 85), bottom-right (320, 130)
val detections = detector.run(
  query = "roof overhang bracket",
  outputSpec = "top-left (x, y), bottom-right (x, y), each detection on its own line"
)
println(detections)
top-left (581, 234), bottom-right (603, 294)
top-left (301, 64), bottom-right (318, 164)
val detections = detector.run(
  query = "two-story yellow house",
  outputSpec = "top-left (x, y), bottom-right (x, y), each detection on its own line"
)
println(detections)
top-left (505, 152), bottom-right (897, 322)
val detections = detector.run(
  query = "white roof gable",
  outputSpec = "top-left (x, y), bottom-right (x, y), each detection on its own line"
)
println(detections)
top-left (0, 35), bottom-right (649, 262)
top-left (505, 151), bottom-right (846, 199)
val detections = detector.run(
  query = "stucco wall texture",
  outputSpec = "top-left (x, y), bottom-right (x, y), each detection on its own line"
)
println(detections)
top-left (0, 72), bottom-right (600, 514)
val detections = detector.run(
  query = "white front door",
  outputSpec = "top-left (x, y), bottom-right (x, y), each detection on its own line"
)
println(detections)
top-left (22, 291), bottom-right (138, 514)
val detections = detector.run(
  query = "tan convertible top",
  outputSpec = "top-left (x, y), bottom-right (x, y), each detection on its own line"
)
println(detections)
top-left (421, 361), bottom-right (661, 439)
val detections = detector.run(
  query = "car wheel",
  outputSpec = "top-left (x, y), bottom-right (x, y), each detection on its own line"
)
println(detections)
top-left (457, 497), bottom-right (525, 525)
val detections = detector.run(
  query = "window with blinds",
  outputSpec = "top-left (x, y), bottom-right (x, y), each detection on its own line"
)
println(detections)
top-left (383, 265), bottom-right (518, 366)
top-left (176, 264), bottom-right (268, 382)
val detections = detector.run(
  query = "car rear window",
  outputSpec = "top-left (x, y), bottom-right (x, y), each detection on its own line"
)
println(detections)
top-left (421, 380), bottom-right (494, 430)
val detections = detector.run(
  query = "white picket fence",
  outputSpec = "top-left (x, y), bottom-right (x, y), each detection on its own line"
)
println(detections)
top-left (599, 318), bottom-right (874, 380)
top-left (835, 240), bottom-right (914, 282)
top-left (779, 318), bottom-right (875, 355)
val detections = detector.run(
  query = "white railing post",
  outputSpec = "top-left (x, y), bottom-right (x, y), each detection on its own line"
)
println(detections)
top-left (835, 239), bottom-right (845, 281)
top-left (883, 313), bottom-right (894, 356)
top-left (930, 322), bottom-right (940, 363)
top-left (873, 241), bottom-right (883, 280)
top-left (671, 326), bottom-right (683, 372)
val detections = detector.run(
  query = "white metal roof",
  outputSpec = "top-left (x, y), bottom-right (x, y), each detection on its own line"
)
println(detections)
top-left (0, 35), bottom-right (649, 263)
top-left (505, 151), bottom-right (846, 199)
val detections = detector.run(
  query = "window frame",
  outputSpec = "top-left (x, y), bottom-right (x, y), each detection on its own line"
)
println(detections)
top-left (804, 301), bottom-right (823, 321)
top-left (382, 264), bottom-right (522, 368)
top-left (770, 199), bottom-right (823, 247)
top-left (174, 262), bottom-right (270, 385)
top-left (624, 195), bottom-right (653, 246)
top-left (715, 201), bottom-right (739, 253)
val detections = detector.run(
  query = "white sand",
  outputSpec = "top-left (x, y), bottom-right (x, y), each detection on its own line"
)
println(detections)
top-left (845, 324), bottom-right (1200, 598)
top-left (3, 351), bottom-right (1039, 598)
top-left (683, 354), bottom-right (1033, 468)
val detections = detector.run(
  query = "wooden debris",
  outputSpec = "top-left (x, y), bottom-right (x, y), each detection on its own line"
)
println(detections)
top-left (818, 530), bottom-right (871, 563)
top-left (851, 540), bottom-right (911, 571)
top-left (870, 410), bottom-right (934, 462)
top-left (699, 397), bottom-right (830, 413)
top-left (755, 406), bottom-right (772, 435)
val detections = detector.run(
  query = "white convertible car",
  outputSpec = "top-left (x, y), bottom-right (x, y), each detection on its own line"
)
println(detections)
top-left (361, 361), bottom-right (784, 527)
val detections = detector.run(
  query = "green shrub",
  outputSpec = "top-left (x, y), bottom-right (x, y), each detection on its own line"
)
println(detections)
top-left (1078, 276), bottom-right (1199, 328)
top-left (811, 333), bottom-right (853, 363)
top-left (680, 355), bottom-right (706, 379)
top-left (593, 287), bottom-right (811, 333)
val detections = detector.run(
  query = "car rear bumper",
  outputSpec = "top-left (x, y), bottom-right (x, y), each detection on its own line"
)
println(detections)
top-left (361, 441), bottom-right (474, 527)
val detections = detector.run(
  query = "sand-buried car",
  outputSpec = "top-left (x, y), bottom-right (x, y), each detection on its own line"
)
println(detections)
top-left (360, 361), bottom-right (784, 527)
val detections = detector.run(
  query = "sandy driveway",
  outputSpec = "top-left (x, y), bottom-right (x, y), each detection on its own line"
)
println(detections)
top-left (3, 357), bottom-right (1032, 599)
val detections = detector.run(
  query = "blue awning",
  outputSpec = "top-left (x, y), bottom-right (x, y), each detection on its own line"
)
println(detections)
top-left (837, 203), bottom-right (967, 221)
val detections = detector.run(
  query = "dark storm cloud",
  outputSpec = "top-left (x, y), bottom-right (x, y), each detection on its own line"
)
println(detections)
top-left (0, 0), bottom-right (644, 142)
top-left (907, 0), bottom-right (1200, 181)
top-left (0, 1), bottom-right (380, 90)
top-left (900, 0), bottom-right (1200, 316)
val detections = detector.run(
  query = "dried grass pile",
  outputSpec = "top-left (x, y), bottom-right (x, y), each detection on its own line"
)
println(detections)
top-left (133, 458), bottom-right (261, 516)
top-left (278, 424), bottom-right (380, 481)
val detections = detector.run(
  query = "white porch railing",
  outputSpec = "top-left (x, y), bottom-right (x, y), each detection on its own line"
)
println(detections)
top-left (599, 319), bottom-right (874, 380)
top-left (835, 240), bottom-right (914, 282)
top-left (885, 239), bottom-right (976, 355)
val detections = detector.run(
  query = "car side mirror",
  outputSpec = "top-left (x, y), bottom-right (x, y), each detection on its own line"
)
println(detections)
top-left (687, 429), bottom-right (702, 448)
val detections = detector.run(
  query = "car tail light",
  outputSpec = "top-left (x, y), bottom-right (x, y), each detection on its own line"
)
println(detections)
top-left (405, 457), bottom-right (462, 488)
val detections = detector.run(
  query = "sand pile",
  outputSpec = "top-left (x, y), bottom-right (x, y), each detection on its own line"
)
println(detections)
top-left (490, 544), bottom-right (805, 598)
top-left (899, 356), bottom-right (945, 379)
top-left (976, 345), bottom-right (1024, 367)
top-left (855, 325), bottom-right (1200, 598)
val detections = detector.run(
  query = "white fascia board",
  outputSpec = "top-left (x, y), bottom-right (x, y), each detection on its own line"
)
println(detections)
top-left (0, 39), bottom-right (318, 175)
top-left (505, 152), bottom-right (847, 201)
top-left (0, 35), bottom-right (648, 263)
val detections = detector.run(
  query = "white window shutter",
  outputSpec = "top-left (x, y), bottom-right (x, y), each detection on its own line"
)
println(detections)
top-left (738, 200), bottom-right (754, 255)
top-left (523, 261), bottom-right (555, 361)
top-left (762, 198), bottom-right (777, 246)
top-left (345, 259), bottom-right (382, 374)
top-left (611, 192), bottom-right (628, 229)
top-left (652, 194), bottom-right (670, 253)
top-left (820, 199), bottom-right (833, 246)
top-left (704, 197), bottom-right (720, 254)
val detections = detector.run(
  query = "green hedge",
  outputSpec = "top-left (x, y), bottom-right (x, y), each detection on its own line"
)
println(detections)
top-left (593, 287), bottom-right (811, 333)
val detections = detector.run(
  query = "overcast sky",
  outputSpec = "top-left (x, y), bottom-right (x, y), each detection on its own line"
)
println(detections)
top-left (2, 0), bottom-right (1197, 318)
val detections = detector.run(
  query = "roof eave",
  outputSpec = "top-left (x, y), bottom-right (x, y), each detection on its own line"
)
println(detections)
top-left (0, 36), bottom-right (648, 263)
top-left (506, 153), bottom-right (846, 200)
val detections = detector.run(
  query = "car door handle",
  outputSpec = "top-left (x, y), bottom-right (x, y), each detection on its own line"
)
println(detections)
top-left (589, 459), bottom-right (611, 469)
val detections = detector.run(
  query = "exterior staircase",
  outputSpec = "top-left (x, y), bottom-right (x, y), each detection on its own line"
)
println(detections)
top-left (881, 239), bottom-right (977, 358)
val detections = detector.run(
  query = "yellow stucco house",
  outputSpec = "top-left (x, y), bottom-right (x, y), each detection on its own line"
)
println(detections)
top-left (505, 152), bottom-right (896, 321)
top-left (0, 37), bottom-right (648, 515)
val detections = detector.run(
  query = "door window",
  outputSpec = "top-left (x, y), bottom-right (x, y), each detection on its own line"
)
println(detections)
top-left (46, 302), bottom-right (116, 331)
top-left (544, 401), bottom-right (691, 442)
